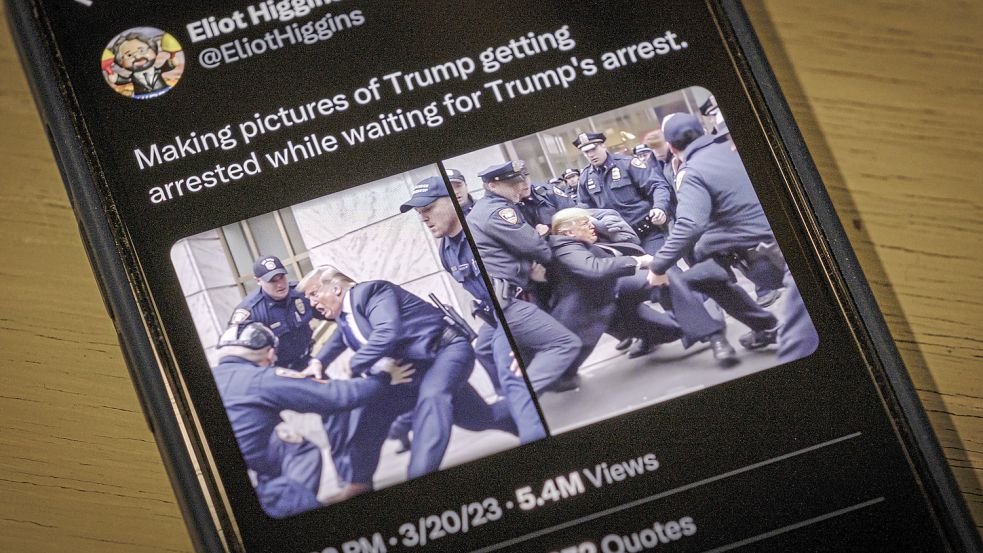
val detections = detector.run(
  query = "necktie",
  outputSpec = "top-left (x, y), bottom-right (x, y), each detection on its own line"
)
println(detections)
top-left (337, 313), bottom-right (361, 351)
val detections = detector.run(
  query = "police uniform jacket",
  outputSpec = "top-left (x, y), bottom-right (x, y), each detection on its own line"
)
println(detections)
top-left (651, 134), bottom-right (775, 274)
top-left (550, 182), bottom-right (578, 208)
top-left (466, 191), bottom-right (552, 289)
top-left (212, 355), bottom-right (387, 477)
top-left (576, 153), bottom-right (674, 226)
top-left (229, 284), bottom-right (321, 370)
top-left (440, 230), bottom-right (492, 309)
top-left (315, 280), bottom-right (451, 375)
top-left (517, 184), bottom-right (564, 227)
top-left (547, 235), bottom-right (638, 344)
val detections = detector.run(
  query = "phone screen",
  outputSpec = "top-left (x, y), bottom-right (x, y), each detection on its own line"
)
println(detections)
top-left (32, 0), bottom-right (954, 551)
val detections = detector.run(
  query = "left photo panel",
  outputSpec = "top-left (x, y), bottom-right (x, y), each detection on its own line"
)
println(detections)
top-left (169, 165), bottom-right (545, 518)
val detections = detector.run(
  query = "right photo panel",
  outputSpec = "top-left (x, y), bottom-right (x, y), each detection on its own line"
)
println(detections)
top-left (444, 86), bottom-right (820, 433)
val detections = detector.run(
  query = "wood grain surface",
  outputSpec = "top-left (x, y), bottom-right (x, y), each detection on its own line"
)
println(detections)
top-left (0, 1), bottom-right (979, 551)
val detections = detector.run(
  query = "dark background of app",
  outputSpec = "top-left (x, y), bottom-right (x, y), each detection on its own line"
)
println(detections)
top-left (12, 0), bottom-right (961, 550)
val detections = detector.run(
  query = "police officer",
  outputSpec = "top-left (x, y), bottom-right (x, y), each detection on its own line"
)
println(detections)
top-left (228, 256), bottom-right (322, 373)
top-left (467, 160), bottom-right (582, 394)
top-left (648, 113), bottom-right (784, 360)
top-left (400, 176), bottom-right (546, 444)
top-left (548, 177), bottom-right (578, 209)
top-left (301, 268), bottom-right (513, 486)
top-left (516, 176), bottom-right (564, 232)
top-left (633, 144), bottom-right (654, 163)
top-left (574, 131), bottom-right (674, 255)
top-left (211, 322), bottom-right (412, 516)
top-left (560, 168), bottom-right (581, 202)
top-left (445, 168), bottom-right (477, 214)
top-left (643, 129), bottom-right (678, 186)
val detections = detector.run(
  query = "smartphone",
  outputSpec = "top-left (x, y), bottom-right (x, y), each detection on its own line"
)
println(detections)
top-left (7, 0), bottom-right (980, 551)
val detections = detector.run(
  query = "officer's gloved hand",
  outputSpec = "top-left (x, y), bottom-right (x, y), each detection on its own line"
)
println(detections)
top-left (369, 357), bottom-right (416, 385)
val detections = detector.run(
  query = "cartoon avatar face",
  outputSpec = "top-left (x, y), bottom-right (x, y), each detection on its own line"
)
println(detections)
top-left (116, 38), bottom-right (157, 71)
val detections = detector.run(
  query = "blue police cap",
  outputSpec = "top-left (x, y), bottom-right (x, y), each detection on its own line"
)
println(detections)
top-left (400, 176), bottom-right (450, 212)
top-left (633, 144), bottom-right (654, 156)
top-left (572, 132), bottom-right (605, 151)
top-left (478, 160), bottom-right (528, 183)
top-left (662, 113), bottom-right (705, 145)
top-left (445, 168), bottom-right (466, 182)
top-left (561, 167), bottom-right (579, 179)
top-left (218, 322), bottom-right (279, 350)
top-left (253, 255), bottom-right (288, 282)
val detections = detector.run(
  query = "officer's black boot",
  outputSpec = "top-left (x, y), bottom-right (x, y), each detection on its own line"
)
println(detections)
top-left (739, 326), bottom-right (779, 350)
top-left (709, 332), bottom-right (739, 367)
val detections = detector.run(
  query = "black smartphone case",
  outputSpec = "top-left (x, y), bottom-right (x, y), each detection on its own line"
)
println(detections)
top-left (6, 0), bottom-right (979, 551)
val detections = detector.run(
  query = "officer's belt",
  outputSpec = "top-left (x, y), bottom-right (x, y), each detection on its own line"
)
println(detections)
top-left (491, 278), bottom-right (522, 308)
top-left (718, 242), bottom-right (785, 274)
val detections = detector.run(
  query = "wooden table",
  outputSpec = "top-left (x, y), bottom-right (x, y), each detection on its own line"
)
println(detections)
top-left (1, 1), bottom-right (979, 551)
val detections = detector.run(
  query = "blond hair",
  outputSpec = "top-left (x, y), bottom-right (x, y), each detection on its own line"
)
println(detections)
top-left (296, 268), bottom-right (323, 293)
top-left (551, 208), bottom-right (592, 235)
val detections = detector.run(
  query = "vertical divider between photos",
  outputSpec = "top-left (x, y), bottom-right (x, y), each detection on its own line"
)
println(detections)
top-left (434, 160), bottom-right (553, 437)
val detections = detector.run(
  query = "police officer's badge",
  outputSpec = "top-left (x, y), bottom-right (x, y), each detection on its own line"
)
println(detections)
top-left (294, 298), bottom-right (306, 316)
top-left (611, 167), bottom-right (622, 180)
top-left (675, 170), bottom-right (687, 191)
top-left (497, 207), bottom-right (519, 224)
top-left (631, 157), bottom-right (647, 169)
top-left (230, 308), bottom-right (251, 324)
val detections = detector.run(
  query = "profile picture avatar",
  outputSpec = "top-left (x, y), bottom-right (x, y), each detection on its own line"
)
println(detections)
top-left (101, 27), bottom-right (184, 99)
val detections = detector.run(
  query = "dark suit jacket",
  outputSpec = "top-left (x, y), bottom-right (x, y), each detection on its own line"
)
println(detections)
top-left (315, 280), bottom-right (448, 375)
top-left (547, 236), bottom-right (638, 348)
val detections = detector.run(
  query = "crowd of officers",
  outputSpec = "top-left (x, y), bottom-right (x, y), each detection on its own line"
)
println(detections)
top-left (207, 105), bottom-right (818, 518)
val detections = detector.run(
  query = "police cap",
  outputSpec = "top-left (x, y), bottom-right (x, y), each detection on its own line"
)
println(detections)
top-left (572, 132), bottom-right (605, 151)
top-left (633, 144), bottom-right (653, 156)
top-left (400, 176), bottom-right (450, 212)
top-left (478, 160), bottom-right (528, 183)
top-left (253, 256), bottom-right (288, 282)
top-left (561, 168), bottom-right (579, 180)
top-left (662, 113), bottom-right (705, 145)
top-left (445, 168), bottom-right (466, 183)
top-left (218, 322), bottom-right (279, 350)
